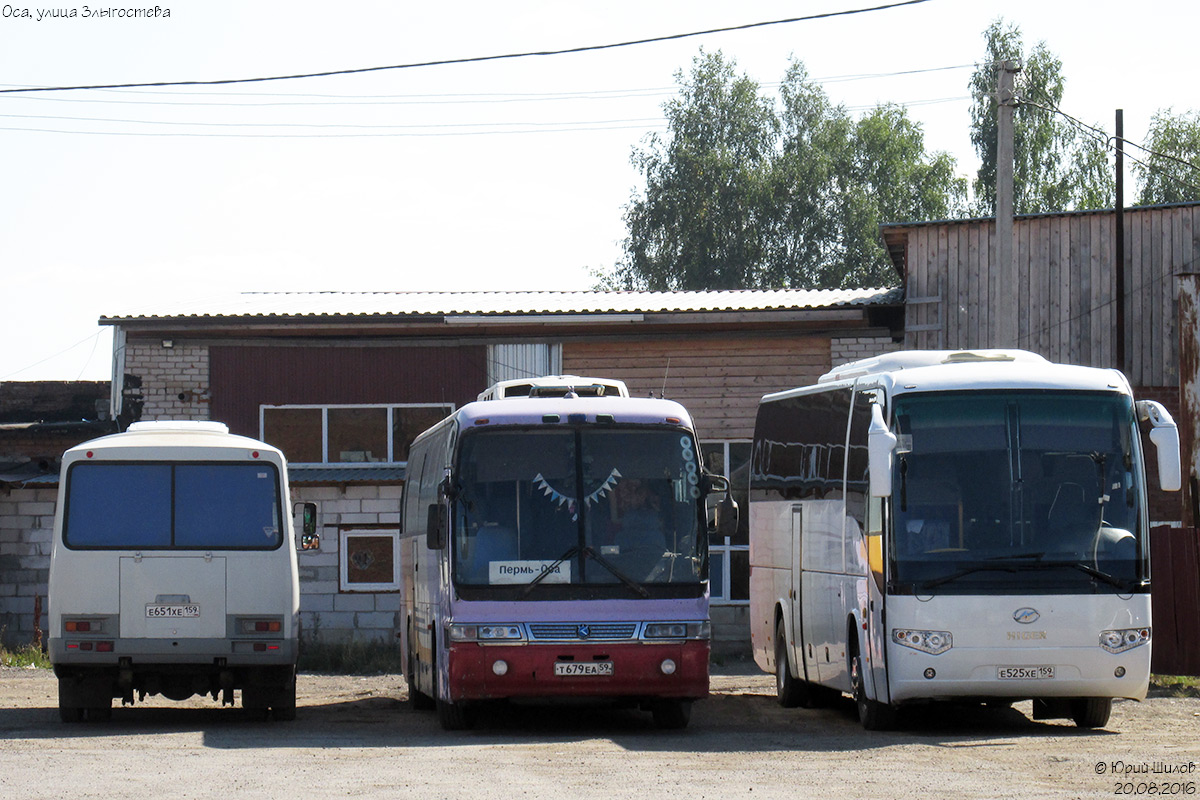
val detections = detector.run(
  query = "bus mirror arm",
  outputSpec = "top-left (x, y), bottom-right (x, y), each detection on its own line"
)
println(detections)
top-left (868, 404), bottom-right (897, 498)
top-left (1138, 400), bottom-right (1182, 492)
top-left (294, 502), bottom-right (320, 551)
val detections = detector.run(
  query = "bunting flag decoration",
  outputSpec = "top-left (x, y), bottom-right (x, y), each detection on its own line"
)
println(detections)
top-left (532, 468), bottom-right (622, 521)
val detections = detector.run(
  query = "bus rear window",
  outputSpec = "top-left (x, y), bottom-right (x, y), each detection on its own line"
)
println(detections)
top-left (64, 462), bottom-right (282, 550)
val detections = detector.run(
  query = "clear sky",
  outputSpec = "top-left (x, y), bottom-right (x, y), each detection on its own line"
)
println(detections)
top-left (1, 0), bottom-right (1194, 381)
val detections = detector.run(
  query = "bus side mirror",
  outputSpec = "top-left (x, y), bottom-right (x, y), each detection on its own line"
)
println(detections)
top-left (868, 403), bottom-right (897, 498)
top-left (295, 502), bottom-right (320, 551)
top-left (705, 474), bottom-right (739, 537)
top-left (426, 503), bottom-right (447, 550)
top-left (1138, 400), bottom-right (1182, 492)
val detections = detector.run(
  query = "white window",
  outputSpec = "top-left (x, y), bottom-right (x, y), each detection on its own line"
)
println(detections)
top-left (260, 403), bottom-right (453, 465)
top-left (702, 440), bottom-right (750, 605)
top-left (339, 530), bottom-right (400, 592)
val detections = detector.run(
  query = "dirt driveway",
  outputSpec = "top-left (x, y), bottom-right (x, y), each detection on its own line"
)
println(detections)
top-left (1, 664), bottom-right (1196, 800)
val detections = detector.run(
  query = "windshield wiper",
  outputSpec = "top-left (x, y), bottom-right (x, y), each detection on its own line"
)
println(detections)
top-left (1015, 559), bottom-right (1133, 590)
top-left (918, 564), bottom-right (1018, 591)
top-left (580, 546), bottom-right (650, 598)
top-left (521, 545), bottom-right (578, 596)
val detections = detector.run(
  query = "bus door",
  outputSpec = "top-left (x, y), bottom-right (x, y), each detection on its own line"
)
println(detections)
top-left (800, 499), bottom-right (846, 685)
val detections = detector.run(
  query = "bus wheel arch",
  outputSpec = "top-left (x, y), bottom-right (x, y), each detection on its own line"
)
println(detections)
top-left (848, 633), bottom-right (897, 731)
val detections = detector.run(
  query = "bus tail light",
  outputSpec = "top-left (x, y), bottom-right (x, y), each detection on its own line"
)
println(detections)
top-left (238, 617), bottom-right (283, 635)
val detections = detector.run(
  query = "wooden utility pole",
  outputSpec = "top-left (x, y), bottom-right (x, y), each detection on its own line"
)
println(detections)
top-left (996, 60), bottom-right (1021, 347)
top-left (1115, 109), bottom-right (1127, 374)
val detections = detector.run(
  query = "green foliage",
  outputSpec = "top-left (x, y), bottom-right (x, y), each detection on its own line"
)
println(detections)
top-left (0, 639), bottom-right (51, 669)
top-left (1135, 109), bottom-right (1200, 205)
top-left (969, 20), bottom-right (1113, 215)
top-left (606, 50), bottom-right (965, 291)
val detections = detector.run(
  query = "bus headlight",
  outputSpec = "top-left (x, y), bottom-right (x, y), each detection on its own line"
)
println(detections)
top-left (448, 624), bottom-right (524, 642)
top-left (1100, 627), bottom-right (1150, 653)
top-left (643, 621), bottom-right (710, 640)
top-left (892, 628), bottom-right (953, 655)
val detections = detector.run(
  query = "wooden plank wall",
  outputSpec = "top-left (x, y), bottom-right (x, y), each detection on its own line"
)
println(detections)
top-left (1150, 526), bottom-right (1200, 677)
top-left (562, 336), bottom-right (831, 440)
top-left (902, 205), bottom-right (1200, 387)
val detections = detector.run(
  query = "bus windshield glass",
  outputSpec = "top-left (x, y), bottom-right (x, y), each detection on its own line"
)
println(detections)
top-left (889, 391), bottom-right (1145, 594)
top-left (64, 462), bottom-right (283, 550)
top-left (451, 427), bottom-right (705, 594)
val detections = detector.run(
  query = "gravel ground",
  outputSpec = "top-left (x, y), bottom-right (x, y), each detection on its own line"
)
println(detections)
top-left (1, 663), bottom-right (1197, 800)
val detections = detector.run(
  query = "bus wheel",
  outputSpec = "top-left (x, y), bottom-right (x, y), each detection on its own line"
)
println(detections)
top-left (774, 619), bottom-right (804, 708)
top-left (406, 644), bottom-right (435, 711)
top-left (272, 675), bottom-right (297, 722)
top-left (851, 650), bottom-right (896, 731)
top-left (651, 700), bottom-right (692, 730)
top-left (58, 700), bottom-right (83, 723)
top-left (1070, 697), bottom-right (1112, 729)
top-left (437, 698), bottom-right (476, 731)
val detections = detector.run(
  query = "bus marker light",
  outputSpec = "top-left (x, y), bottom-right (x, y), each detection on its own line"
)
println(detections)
top-left (924, 668), bottom-right (936, 679)
top-left (1115, 666), bottom-right (1126, 678)
top-left (492, 660), bottom-right (508, 676)
top-left (660, 659), bottom-right (677, 675)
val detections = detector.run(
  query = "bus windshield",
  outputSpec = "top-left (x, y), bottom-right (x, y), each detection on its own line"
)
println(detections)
top-left (64, 462), bottom-right (283, 550)
top-left (889, 391), bottom-right (1146, 594)
top-left (451, 427), bottom-right (706, 595)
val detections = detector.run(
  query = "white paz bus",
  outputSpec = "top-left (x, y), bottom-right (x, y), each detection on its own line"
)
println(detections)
top-left (48, 421), bottom-right (319, 721)
top-left (749, 350), bottom-right (1181, 730)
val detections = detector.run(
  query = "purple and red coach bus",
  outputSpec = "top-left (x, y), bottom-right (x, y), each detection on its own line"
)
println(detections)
top-left (399, 377), bottom-right (734, 729)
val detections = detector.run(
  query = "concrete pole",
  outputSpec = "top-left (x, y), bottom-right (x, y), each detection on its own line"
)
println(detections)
top-left (996, 60), bottom-right (1022, 348)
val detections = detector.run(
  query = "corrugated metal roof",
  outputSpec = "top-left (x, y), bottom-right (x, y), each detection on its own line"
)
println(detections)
top-left (288, 464), bottom-right (406, 484)
top-left (101, 288), bottom-right (902, 322)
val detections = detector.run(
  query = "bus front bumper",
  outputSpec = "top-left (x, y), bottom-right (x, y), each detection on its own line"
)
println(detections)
top-left (447, 640), bottom-right (710, 702)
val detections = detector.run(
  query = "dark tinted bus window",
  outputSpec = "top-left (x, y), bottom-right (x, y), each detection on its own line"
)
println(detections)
top-left (175, 465), bottom-right (282, 548)
top-left (65, 464), bottom-right (172, 548)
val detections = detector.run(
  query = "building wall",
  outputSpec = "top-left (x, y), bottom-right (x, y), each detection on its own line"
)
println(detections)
top-left (899, 205), bottom-right (1200, 387)
top-left (0, 486), bottom-right (54, 649)
top-left (562, 334), bottom-right (834, 440)
top-left (122, 340), bottom-right (210, 420)
top-left (293, 484), bottom-right (403, 645)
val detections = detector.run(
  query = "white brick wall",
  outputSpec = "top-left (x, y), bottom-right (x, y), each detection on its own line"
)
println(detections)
top-left (0, 487), bottom-right (55, 648)
top-left (292, 484), bottom-right (403, 645)
top-left (123, 340), bottom-right (211, 420)
top-left (830, 336), bottom-right (901, 368)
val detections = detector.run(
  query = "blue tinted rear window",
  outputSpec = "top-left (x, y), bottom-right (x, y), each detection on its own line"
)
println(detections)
top-left (65, 464), bottom-right (172, 548)
top-left (64, 462), bottom-right (282, 550)
top-left (175, 465), bottom-right (281, 547)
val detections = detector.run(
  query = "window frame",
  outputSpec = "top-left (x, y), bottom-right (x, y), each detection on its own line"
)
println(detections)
top-left (259, 403), bottom-right (454, 466)
top-left (338, 529), bottom-right (401, 592)
top-left (703, 439), bottom-right (751, 606)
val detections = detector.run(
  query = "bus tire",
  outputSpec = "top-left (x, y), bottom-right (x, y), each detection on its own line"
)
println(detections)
top-left (851, 649), bottom-right (896, 731)
top-left (58, 700), bottom-right (83, 723)
top-left (1070, 697), bottom-right (1112, 728)
top-left (651, 699), bottom-right (692, 729)
top-left (272, 674), bottom-right (297, 721)
top-left (774, 618), bottom-right (804, 708)
top-left (406, 636), bottom-right (435, 711)
top-left (437, 698), bottom-right (476, 731)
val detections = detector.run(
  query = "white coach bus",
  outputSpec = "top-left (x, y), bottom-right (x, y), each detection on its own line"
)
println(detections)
top-left (48, 421), bottom-right (318, 721)
top-left (749, 350), bottom-right (1181, 730)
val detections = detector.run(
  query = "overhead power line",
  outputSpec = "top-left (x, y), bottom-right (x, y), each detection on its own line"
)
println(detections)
top-left (0, 0), bottom-right (931, 95)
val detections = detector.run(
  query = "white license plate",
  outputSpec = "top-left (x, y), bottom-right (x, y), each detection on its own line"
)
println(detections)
top-left (997, 665), bottom-right (1055, 680)
top-left (146, 604), bottom-right (200, 619)
top-left (554, 661), bottom-right (614, 677)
